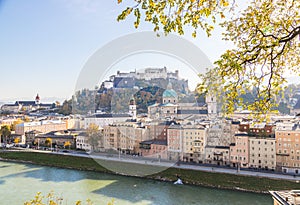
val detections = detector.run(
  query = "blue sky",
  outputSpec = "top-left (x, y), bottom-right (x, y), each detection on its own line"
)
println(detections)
top-left (0, 0), bottom-right (236, 103)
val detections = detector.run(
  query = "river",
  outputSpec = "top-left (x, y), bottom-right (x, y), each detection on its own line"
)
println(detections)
top-left (0, 161), bottom-right (272, 205)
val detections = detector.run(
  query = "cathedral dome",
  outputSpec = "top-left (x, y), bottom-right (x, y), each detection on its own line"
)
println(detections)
top-left (163, 89), bottom-right (177, 98)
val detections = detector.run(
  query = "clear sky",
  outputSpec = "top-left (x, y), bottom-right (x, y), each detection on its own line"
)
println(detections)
top-left (0, 0), bottom-right (133, 102)
top-left (0, 0), bottom-right (246, 103)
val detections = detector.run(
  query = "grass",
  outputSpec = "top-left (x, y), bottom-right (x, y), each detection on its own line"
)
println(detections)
top-left (0, 151), bottom-right (299, 193)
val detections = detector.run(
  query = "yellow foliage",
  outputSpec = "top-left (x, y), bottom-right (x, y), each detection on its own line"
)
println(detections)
top-left (64, 141), bottom-right (71, 148)
top-left (45, 138), bottom-right (52, 147)
top-left (118, 0), bottom-right (300, 115)
top-left (24, 192), bottom-right (114, 205)
top-left (14, 137), bottom-right (20, 144)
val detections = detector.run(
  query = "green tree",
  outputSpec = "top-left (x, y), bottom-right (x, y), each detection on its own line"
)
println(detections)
top-left (118, 0), bottom-right (300, 115)
top-left (86, 123), bottom-right (103, 152)
top-left (0, 125), bottom-right (11, 145)
top-left (58, 99), bottom-right (73, 115)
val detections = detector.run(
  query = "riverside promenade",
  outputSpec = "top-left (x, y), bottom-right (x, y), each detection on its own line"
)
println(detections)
top-left (28, 149), bottom-right (299, 182)
top-left (5, 148), bottom-right (300, 182)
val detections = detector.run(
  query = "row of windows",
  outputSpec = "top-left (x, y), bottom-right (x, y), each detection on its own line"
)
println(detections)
top-left (251, 147), bottom-right (274, 152)
top-left (231, 156), bottom-right (246, 161)
top-left (278, 149), bottom-right (300, 155)
top-left (235, 149), bottom-right (246, 153)
top-left (251, 160), bottom-right (274, 164)
top-left (168, 147), bottom-right (180, 150)
top-left (282, 162), bottom-right (300, 167)
top-left (185, 132), bottom-right (205, 135)
top-left (76, 143), bottom-right (89, 147)
top-left (251, 141), bottom-right (274, 145)
top-left (76, 139), bottom-right (88, 143)
top-left (278, 143), bottom-right (299, 147)
top-left (251, 154), bottom-right (275, 158)
top-left (184, 136), bottom-right (204, 140)
top-left (249, 129), bottom-right (270, 133)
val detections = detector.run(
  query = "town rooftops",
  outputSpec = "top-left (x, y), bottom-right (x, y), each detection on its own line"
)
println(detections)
top-left (160, 103), bottom-right (177, 107)
top-left (158, 120), bottom-right (179, 126)
top-left (235, 133), bottom-right (249, 137)
top-left (181, 124), bottom-right (206, 129)
top-left (177, 109), bottom-right (208, 115)
top-left (86, 113), bottom-right (131, 118)
top-left (140, 139), bottom-right (167, 146)
top-left (16, 120), bottom-right (65, 127)
top-left (250, 123), bottom-right (266, 128)
top-left (15, 101), bottom-right (36, 106)
top-left (270, 190), bottom-right (300, 205)
top-left (168, 124), bottom-right (182, 129)
top-left (205, 145), bottom-right (230, 149)
top-left (231, 120), bottom-right (241, 125)
top-left (25, 130), bottom-right (43, 134)
top-left (37, 134), bottom-right (75, 139)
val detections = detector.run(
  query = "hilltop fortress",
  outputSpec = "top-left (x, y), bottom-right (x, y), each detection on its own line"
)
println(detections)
top-left (102, 67), bottom-right (189, 92)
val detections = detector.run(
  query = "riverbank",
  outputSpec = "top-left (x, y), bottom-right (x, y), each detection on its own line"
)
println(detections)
top-left (0, 151), bottom-right (299, 193)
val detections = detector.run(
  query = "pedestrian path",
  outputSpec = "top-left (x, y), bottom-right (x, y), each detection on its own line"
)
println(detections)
top-left (86, 152), bottom-right (300, 181)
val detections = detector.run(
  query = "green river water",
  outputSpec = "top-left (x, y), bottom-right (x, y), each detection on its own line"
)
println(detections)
top-left (0, 161), bottom-right (272, 205)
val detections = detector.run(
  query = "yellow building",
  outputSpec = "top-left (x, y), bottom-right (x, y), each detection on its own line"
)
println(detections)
top-left (103, 122), bottom-right (150, 154)
top-left (167, 124), bottom-right (207, 163)
top-left (103, 125), bottom-right (120, 151)
top-left (182, 125), bottom-right (207, 163)
top-left (249, 137), bottom-right (276, 170)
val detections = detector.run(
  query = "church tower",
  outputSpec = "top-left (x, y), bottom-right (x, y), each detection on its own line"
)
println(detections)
top-left (129, 98), bottom-right (137, 120)
top-left (35, 94), bottom-right (40, 105)
top-left (206, 93), bottom-right (217, 117)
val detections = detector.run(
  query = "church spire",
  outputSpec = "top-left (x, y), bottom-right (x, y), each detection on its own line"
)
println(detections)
top-left (35, 94), bottom-right (40, 104)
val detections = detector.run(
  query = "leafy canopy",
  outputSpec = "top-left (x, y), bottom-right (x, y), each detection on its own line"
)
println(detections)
top-left (117, 0), bottom-right (300, 115)
top-left (87, 123), bottom-right (103, 151)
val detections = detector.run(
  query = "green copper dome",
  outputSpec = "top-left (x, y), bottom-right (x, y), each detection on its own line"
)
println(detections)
top-left (163, 89), bottom-right (177, 98)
